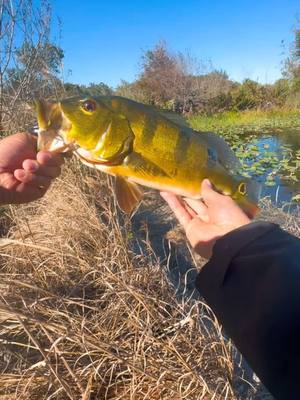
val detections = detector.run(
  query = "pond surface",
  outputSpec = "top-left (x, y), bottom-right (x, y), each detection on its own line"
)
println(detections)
top-left (233, 128), bottom-right (300, 208)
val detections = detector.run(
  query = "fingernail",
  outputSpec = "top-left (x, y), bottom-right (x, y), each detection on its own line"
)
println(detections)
top-left (16, 170), bottom-right (26, 179)
top-left (39, 152), bottom-right (52, 162)
top-left (28, 161), bottom-right (39, 172)
top-left (203, 179), bottom-right (212, 188)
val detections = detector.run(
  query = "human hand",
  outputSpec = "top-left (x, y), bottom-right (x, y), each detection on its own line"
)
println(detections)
top-left (161, 179), bottom-right (251, 259)
top-left (0, 132), bottom-right (64, 205)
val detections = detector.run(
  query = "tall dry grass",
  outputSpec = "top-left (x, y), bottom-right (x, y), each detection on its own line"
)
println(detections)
top-left (1, 160), bottom-right (297, 399)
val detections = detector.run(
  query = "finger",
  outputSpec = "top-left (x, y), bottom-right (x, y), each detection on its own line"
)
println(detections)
top-left (21, 159), bottom-right (39, 172)
top-left (184, 197), bottom-right (210, 222)
top-left (37, 151), bottom-right (64, 167)
top-left (14, 169), bottom-right (52, 189)
top-left (160, 192), bottom-right (192, 229)
top-left (200, 179), bottom-right (229, 206)
top-left (22, 159), bottom-right (61, 178)
top-left (183, 201), bottom-right (197, 218)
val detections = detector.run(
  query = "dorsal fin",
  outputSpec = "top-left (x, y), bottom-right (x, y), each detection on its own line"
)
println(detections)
top-left (158, 110), bottom-right (190, 129)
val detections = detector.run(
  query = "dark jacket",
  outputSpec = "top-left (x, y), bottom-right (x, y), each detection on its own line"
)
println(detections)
top-left (196, 221), bottom-right (300, 399)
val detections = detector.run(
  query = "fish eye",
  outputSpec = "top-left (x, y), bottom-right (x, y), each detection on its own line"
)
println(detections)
top-left (82, 99), bottom-right (97, 113)
top-left (238, 182), bottom-right (247, 195)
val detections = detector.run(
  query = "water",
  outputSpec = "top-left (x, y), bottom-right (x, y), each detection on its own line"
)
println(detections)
top-left (236, 128), bottom-right (300, 207)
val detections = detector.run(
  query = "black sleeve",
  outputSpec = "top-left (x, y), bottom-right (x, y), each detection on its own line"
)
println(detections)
top-left (195, 221), bottom-right (300, 399)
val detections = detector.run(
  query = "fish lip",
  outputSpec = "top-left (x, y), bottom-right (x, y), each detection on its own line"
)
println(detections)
top-left (36, 100), bottom-right (73, 152)
top-left (75, 149), bottom-right (120, 166)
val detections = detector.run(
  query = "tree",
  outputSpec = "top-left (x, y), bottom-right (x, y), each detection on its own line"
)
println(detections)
top-left (16, 42), bottom-right (64, 76)
top-left (137, 41), bottom-right (182, 107)
top-left (191, 71), bottom-right (234, 113)
top-left (122, 41), bottom-right (234, 114)
top-left (282, 25), bottom-right (300, 80)
top-left (115, 80), bottom-right (145, 101)
top-left (82, 82), bottom-right (113, 96)
top-left (64, 82), bottom-right (113, 97)
top-left (281, 25), bottom-right (300, 106)
top-left (0, 0), bottom-right (63, 135)
top-left (295, 29), bottom-right (300, 59)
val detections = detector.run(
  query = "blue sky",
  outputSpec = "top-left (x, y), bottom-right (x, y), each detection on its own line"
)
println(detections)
top-left (51, 0), bottom-right (299, 88)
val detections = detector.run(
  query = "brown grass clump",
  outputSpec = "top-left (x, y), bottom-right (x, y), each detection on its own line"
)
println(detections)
top-left (259, 198), bottom-right (300, 237)
top-left (0, 161), bottom-right (290, 399)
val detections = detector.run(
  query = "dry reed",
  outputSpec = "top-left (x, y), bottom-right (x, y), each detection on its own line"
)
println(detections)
top-left (0, 160), bottom-right (296, 399)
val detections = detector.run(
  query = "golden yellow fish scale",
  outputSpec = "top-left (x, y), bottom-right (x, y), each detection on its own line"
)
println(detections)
top-left (97, 98), bottom-right (210, 197)
top-left (36, 95), bottom-right (259, 215)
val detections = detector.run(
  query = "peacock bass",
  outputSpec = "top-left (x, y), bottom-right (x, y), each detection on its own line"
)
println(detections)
top-left (35, 96), bottom-right (260, 216)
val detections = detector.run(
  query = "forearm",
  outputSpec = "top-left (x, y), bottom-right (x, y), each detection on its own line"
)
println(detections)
top-left (196, 222), bottom-right (300, 399)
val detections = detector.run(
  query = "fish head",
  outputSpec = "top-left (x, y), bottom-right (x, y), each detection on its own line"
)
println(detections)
top-left (60, 96), bottom-right (112, 151)
top-left (232, 178), bottom-right (261, 218)
top-left (61, 96), bottom-right (135, 164)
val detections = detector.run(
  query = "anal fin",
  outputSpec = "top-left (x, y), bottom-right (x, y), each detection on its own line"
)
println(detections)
top-left (115, 176), bottom-right (143, 213)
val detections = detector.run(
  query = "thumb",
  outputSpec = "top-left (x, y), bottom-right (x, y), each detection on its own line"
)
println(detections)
top-left (200, 179), bottom-right (225, 206)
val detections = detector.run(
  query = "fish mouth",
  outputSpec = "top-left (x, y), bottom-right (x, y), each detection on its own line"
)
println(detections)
top-left (241, 180), bottom-right (261, 218)
top-left (75, 148), bottom-right (118, 166)
top-left (35, 99), bottom-right (73, 153)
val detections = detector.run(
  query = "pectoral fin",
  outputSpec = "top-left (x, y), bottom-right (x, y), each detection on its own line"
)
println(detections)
top-left (124, 152), bottom-right (170, 179)
top-left (115, 176), bottom-right (143, 213)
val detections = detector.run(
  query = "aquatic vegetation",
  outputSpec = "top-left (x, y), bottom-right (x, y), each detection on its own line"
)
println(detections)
top-left (189, 110), bottom-right (300, 204)
top-left (189, 109), bottom-right (300, 132)
top-left (235, 137), bottom-right (299, 187)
